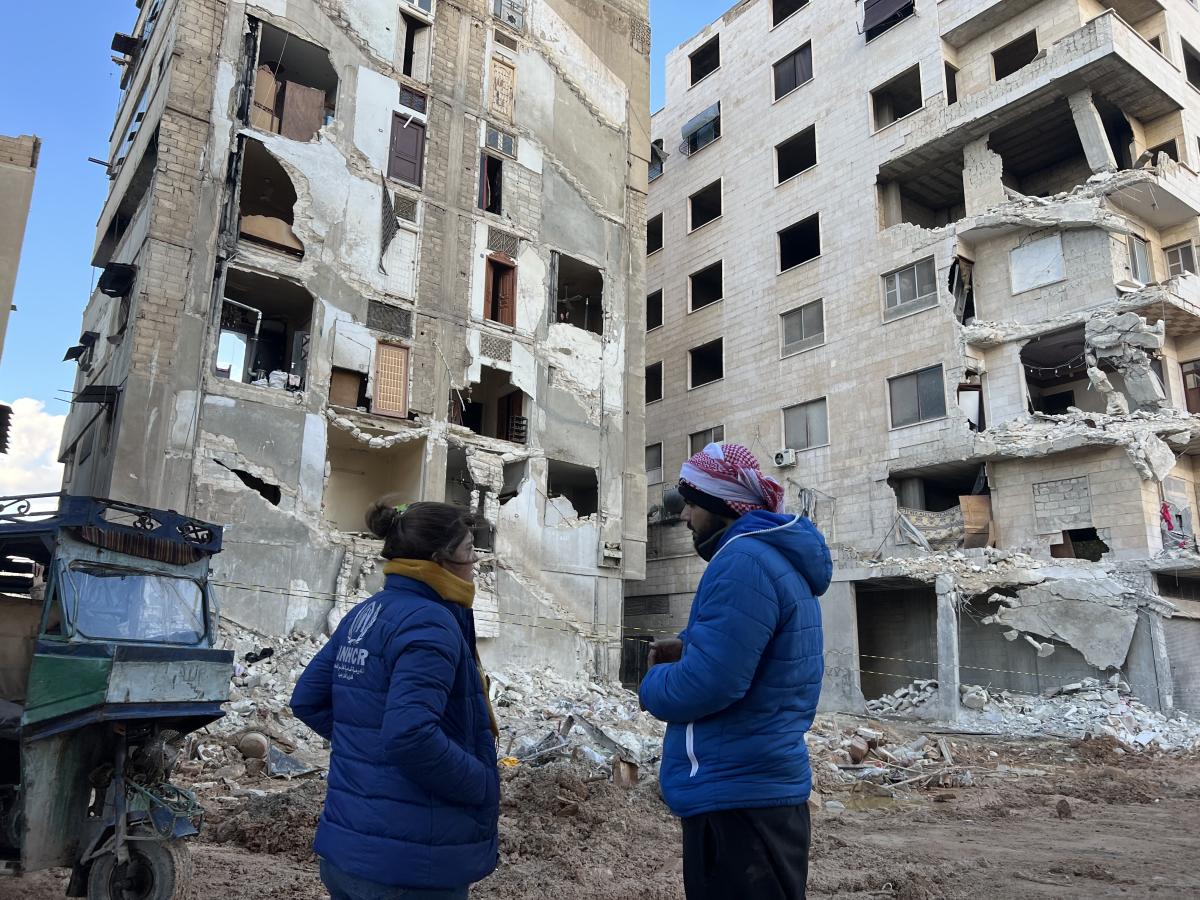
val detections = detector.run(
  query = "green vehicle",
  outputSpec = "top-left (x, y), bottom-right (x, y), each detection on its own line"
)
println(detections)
top-left (0, 494), bottom-right (230, 899)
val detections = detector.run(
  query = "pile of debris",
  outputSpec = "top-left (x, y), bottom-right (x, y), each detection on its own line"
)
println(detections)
top-left (952, 677), bottom-right (1200, 752)
top-left (490, 666), bottom-right (665, 775)
top-left (865, 680), bottom-right (939, 716)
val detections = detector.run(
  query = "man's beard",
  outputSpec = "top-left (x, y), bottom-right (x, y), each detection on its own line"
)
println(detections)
top-left (691, 520), bottom-right (729, 561)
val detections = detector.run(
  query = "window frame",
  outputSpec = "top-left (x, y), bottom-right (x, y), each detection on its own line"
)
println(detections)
top-left (1128, 234), bottom-right (1153, 284)
top-left (647, 213), bottom-right (664, 256)
top-left (479, 151), bottom-right (504, 215)
top-left (689, 425), bottom-right (725, 456)
top-left (687, 338), bottom-right (724, 390)
top-left (770, 0), bottom-right (810, 29)
top-left (775, 125), bottom-right (818, 185)
top-left (782, 398), bottom-right (830, 452)
top-left (870, 64), bottom-right (924, 133)
top-left (645, 360), bottom-right (664, 404)
top-left (687, 179), bottom-right (724, 233)
top-left (864, 0), bottom-right (916, 44)
top-left (645, 442), bottom-right (664, 485)
top-left (483, 253), bottom-right (517, 327)
top-left (888, 365), bottom-right (948, 429)
top-left (647, 289), bottom-right (664, 332)
top-left (882, 256), bottom-right (939, 321)
top-left (689, 35), bottom-right (722, 88)
top-left (688, 260), bottom-right (724, 313)
top-left (992, 30), bottom-right (1039, 82)
top-left (772, 42), bottom-right (813, 102)
top-left (778, 214), bottom-right (821, 273)
top-left (1166, 241), bottom-right (1196, 278)
top-left (780, 299), bottom-right (825, 357)
top-left (387, 113), bottom-right (427, 187)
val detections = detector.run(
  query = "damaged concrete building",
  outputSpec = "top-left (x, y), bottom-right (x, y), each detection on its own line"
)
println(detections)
top-left (60, 0), bottom-right (650, 678)
top-left (630, 0), bottom-right (1200, 717)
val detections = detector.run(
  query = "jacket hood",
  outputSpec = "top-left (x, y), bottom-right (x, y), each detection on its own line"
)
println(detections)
top-left (714, 511), bottom-right (832, 597)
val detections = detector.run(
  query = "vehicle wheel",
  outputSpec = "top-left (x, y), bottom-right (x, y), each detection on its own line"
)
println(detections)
top-left (86, 840), bottom-right (194, 900)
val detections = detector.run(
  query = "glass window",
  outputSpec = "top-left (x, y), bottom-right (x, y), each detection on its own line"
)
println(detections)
top-left (773, 43), bottom-right (813, 100)
top-left (889, 365), bottom-right (946, 428)
top-left (781, 300), bottom-right (824, 355)
top-left (884, 258), bottom-right (937, 310)
top-left (62, 565), bottom-right (206, 645)
top-left (645, 444), bottom-right (663, 484)
top-left (1167, 242), bottom-right (1196, 278)
top-left (689, 425), bottom-right (724, 456)
top-left (783, 399), bottom-right (828, 450)
top-left (1129, 235), bottom-right (1152, 283)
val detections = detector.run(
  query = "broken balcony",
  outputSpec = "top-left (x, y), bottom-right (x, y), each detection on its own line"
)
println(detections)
top-left (238, 139), bottom-right (303, 256)
top-left (249, 23), bottom-right (338, 142)
top-left (214, 269), bottom-right (312, 390)
top-left (878, 12), bottom-right (1183, 197)
top-left (324, 429), bottom-right (425, 532)
top-left (890, 463), bottom-right (995, 552)
top-left (550, 253), bottom-right (604, 335)
top-left (452, 365), bottom-right (529, 444)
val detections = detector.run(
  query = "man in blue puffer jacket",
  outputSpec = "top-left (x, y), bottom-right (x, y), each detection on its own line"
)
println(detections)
top-left (640, 443), bottom-right (829, 900)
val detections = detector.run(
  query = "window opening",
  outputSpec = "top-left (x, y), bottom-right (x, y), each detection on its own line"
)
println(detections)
top-left (689, 36), bottom-right (720, 85)
top-left (680, 103), bottom-right (721, 156)
top-left (646, 362), bottom-right (663, 403)
top-left (401, 13), bottom-right (432, 80)
top-left (689, 180), bottom-right (722, 231)
top-left (552, 253), bottom-right (604, 335)
top-left (647, 289), bottom-right (663, 330)
top-left (251, 24), bottom-right (338, 141)
top-left (647, 214), bottom-right (663, 254)
top-left (889, 365), bottom-right (946, 427)
top-left (388, 114), bottom-right (426, 186)
top-left (781, 300), bottom-right (824, 356)
top-left (1149, 35), bottom-right (1163, 53)
top-left (494, 29), bottom-right (519, 52)
top-left (399, 86), bottom-right (428, 114)
top-left (689, 425), bottom-right (724, 455)
top-left (945, 62), bottom-right (959, 105)
top-left (1128, 235), bottom-right (1152, 284)
top-left (480, 153), bottom-right (503, 214)
top-left (772, 0), bottom-right (809, 26)
top-left (784, 398), bottom-right (828, 450)
top-left (493, 0), bottom-right (525, 31)
top-left (215, 268), bottom-right (313, 389)
top-left (326, 430), bottom-right (425, 532)
top-left (374, 343), bottom-right (410, 418)
top-left (689, 339), bottom-right (724, 388)
top-left (779, 214), bottom-right (820, 271)
top-left (863, 0), bottom-right (915, 42)
top-left (484, 254), bottom-right (516, 327)
top-left (776, 126), bottom-right (816, 182)
top-left (1167, 242), bottom-right (1196, 278)
top-left (884, 257), bottom-right (938, 317)
top-left (689, 261), bottom-right (723, 310)
top-left (238, 139), bottom-right (303, 256)
top-left (773, 42), bottom-right (812, 100)
top-left (1185, 41), bottom-right (1200, 89)
top-left (950, 257), bottom-right (975, 324)
top-left (872, 66), bottom-right (922, 130)
top-left (993, 31), bottom-right (1038, 81)
top-left (1148, 139), bottom-right (1179, 163)
top-left (486, 125), bottom-right (517, 158)
top-left (1182, 359), bottom-right (1200, 414)
top-left (649, 139), bottom-right (666, 182)
top-left (546, 460), bottom-right (599, 520)
top-left (646, 444), bottom-right (664, 485)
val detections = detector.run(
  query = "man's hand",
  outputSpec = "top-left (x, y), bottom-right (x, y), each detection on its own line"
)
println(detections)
top-left (648, 638), bottom-right (683, 668)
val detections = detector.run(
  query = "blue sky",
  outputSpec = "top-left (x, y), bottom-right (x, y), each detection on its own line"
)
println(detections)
top-left (0, 0), bottom-right (726, 417)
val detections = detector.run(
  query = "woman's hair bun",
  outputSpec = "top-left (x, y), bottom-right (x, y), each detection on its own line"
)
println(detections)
top-left (365, 500), bottom-right (400, 539)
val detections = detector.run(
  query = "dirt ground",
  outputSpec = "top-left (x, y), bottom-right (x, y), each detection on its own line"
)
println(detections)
top-left (10, 733), bottom-right (1200, 900)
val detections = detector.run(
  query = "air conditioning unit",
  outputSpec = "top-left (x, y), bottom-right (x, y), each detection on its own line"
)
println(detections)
top-left (774, 448), bottom-right (798, 468)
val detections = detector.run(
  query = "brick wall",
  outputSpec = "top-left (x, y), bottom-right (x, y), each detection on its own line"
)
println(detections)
top-left (1033, 475), bottom-right (1093, 533)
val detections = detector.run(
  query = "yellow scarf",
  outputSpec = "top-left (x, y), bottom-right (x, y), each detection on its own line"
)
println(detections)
top-left (383, 559), bottom-right (499, 738)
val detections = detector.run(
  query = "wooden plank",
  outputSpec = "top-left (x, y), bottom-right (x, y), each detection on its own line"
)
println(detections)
top-left (280, 81), bottom-right (325, 142)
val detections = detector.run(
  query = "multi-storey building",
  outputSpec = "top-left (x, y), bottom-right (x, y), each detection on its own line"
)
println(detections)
top-left (60, 0), bottom-right (649, 678)
top-left (0, 134), bottom-right (41, 451)
top-left (633, 0), bottom-right (1200, 716)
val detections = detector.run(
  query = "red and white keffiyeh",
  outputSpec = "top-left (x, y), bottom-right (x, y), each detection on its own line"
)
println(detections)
top-left (680, 443), bottom-right (785, 515)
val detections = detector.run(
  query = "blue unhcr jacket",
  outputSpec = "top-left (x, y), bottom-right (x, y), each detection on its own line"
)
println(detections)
top-left (639, 512), bottom-right (830, 819)
top-left (290, 574), bottom-right (500, 888)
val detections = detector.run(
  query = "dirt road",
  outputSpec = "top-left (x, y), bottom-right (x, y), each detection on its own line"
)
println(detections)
top-left (10, 736), bottom-right (1200, 900)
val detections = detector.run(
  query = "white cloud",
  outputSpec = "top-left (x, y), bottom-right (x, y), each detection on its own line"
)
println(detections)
top-left (0, 398), bottom-right (66, 498)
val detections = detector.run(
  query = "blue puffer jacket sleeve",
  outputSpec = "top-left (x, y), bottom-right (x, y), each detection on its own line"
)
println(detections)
top-left (382, 609), bottom-right (498, 809)
top-left (640, 547), bottom-right (780, 723)
top-left (292, 637), bottom-right (336, 741)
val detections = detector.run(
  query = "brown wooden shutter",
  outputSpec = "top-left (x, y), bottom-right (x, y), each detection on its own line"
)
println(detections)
top-left (498, 263), bottom-right (516, 327)
top-left (280, 82), bottom-right (325, 142)
top-left (374, 343), bottom-right (410, 418)
top-left (388, 115), bottom-right (425, 186)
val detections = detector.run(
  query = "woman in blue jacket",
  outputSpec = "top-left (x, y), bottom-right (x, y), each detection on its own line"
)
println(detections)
top-left (292, 500), bottom-right (500, 900)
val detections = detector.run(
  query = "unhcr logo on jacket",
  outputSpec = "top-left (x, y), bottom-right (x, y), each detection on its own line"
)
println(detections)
top-left (335, 601), bottom-right (380, 680)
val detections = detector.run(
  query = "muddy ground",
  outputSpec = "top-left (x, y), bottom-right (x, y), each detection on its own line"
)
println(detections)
top-left (10, 732), bottom-right (1200, 900)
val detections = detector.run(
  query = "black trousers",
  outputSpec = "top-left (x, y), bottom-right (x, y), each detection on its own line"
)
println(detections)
top-left (682, 804), bottom-right (810, 900)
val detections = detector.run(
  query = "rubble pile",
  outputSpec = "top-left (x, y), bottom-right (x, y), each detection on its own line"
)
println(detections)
top-left (952, 676), bottom-right (1200, 752)
top-left (865, 680), bottom-right (939, 716)
top-left (490, 667), bottom-right (665, 772)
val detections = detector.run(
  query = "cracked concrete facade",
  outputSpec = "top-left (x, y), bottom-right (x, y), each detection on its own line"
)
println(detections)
top-left (61, 0), bottom-right (649, 679)
top-left (630, 0), bottom-right (1200, 716)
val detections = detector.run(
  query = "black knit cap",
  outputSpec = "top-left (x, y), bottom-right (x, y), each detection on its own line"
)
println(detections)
top-left (677, 480), bottom-right (739, 520)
